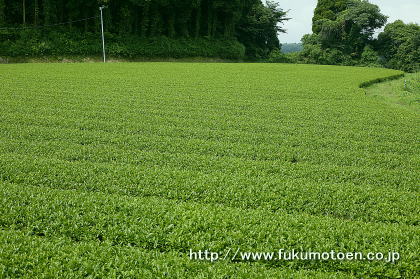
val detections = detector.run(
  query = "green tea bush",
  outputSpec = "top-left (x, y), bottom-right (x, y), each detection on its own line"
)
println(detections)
top-left (0, 63), bottom-right (417, 278)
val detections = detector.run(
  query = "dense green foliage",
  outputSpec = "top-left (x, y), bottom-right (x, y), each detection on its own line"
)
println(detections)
top-left (0, 29), bottom-right (245, 59)
top-left (377, 20), bottom-right (420, 72)
top-left (312, 0), bottom-right (348, 34)
top-left (298, 0), bottom-right (420, 72)
top-left (0, 63), bottom-right (418, 278)
top-left (301, 0), bottom-right (387, 67)
top-left (0, 0), bottom-right (288, 60)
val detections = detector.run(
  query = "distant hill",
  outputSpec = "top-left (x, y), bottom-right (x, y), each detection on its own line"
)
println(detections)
top-left (281, 43), bottom-right (303, 53)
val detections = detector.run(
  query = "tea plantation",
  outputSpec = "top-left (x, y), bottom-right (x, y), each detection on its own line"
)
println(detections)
top-left (0, 63), bottom-right (418, 278)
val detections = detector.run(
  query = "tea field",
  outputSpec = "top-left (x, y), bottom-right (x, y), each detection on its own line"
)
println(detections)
top-left (0, 63), bottom-right (418, 278)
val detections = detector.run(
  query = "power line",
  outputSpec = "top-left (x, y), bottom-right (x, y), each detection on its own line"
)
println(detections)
top-left (0, 16), bottom-right (100, 30)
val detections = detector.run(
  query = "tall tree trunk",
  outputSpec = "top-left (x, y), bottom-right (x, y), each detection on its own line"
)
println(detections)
top-left (207, 3), bottom-right (212, 37)
top-left (84, 9), bottom-right (88, 32)
top-left (195, 5), bottom-right (201, 38)
top-left (59, 0), bottom-right (63, 22)
top-left (179, 9), bottom-right (191, 37)
top-left (34, 0), bottom-right (39, 25)
top-left (42, 0), bottom-right (50, 25)
top-left (212, 12), bottom-right (217, 37)
top-left (140, 3), bottom-right (150, 37)
top-left (94, 14), bottom-right (100, 33)
top-left (22, 0), bottom-right (26, 25)
top-left (133, 6), bottom-right (139, 35)
top-left (168, 13), bottom-right (175, 38)
top-left (149, 4), bottom-right (162, 37)
top-left (0, 0), bottom-right (5, 26)
top-left (224, 18), bottom-right (234, 38)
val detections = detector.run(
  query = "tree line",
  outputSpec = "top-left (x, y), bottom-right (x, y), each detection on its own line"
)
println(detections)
top-left (0, 0), bottom-right (418, 71)
top-left (0, 0), bottom-right (289, 60)
top-left (296, 0), bottom-right (419, 72)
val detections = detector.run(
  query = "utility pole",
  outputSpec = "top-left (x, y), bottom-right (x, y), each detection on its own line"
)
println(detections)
top-left (99, 6), bottom-right (106, 63)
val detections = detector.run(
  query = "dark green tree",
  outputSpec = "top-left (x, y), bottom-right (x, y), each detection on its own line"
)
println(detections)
top-left (378, 20), bottom-right (420, 72)
top-left (238, 0), bottom-right (289, 59)
top-left (302, 0), bottom-right (387, 65)
top-left (337, 0), bottom-right (387, 54)
top-left (312, 0), bottom-right (348, 33)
